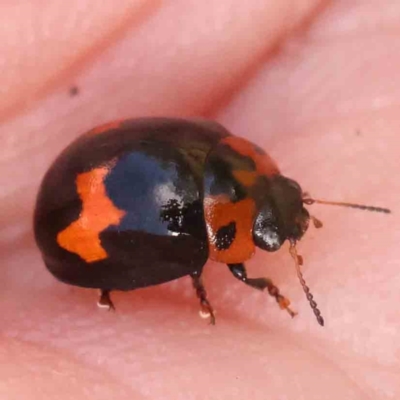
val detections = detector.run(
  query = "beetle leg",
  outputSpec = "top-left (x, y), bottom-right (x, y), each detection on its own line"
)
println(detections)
top-left (97, 289), bottom-right (115, 311)
top-left (191, 271), bottom-right (216, 325)
top-left (228, 263), bottom-right (297, 318)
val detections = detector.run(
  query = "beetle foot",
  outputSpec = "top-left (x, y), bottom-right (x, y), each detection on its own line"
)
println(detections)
top-left (191, 273), bottom-right (216, 325)
top-left (199, 300), bottom-right (216, 325)
top-left (97, 290), bottom-right (115, 311)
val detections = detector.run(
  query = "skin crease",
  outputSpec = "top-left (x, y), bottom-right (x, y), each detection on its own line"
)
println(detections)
top-left (1, 0), bottom-right (399, 399)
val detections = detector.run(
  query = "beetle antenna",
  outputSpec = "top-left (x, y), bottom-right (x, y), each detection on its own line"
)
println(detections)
top-left (289, 241), bottom-right (324, 326)
top-left (303, 198), bottom-right (391, 214)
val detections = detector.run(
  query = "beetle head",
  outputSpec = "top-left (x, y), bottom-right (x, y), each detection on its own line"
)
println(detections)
top-left (253, 175), bottom-right (309, 252)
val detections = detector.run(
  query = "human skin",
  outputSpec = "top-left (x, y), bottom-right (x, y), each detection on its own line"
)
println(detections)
top-left (1, 1), bottom-right (399, 399)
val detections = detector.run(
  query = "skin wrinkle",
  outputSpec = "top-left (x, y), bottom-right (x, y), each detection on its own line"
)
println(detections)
top-left (0, 0), bottom-right (162, 122)
top-left (1, 300), bottom-right (365, 399)
top-left (336, 358), bottom-right (400, 400)
top-left (207, 1), bottom-right (331, 117)
top-left (259, 326), bottom-right (374, 400)
top-left (0, 336), bottom-right (142, 400)
top-left (278, 330), bottom-right (377, 400)
top-left (0, 1), bottom-right (318, 159)
top-left (1, 1), bottom-right (399, 399)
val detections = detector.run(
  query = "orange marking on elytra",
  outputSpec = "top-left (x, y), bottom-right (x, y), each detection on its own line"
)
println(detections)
top-left (57, 167), bottom-right (125, 262)
top-left (222, 136), bottom-right (280, 178)
top-left (88, 120), bottom-right (123, 135)
top-left (232, 170), bottom-right (258, 187)
top-left (204, 196), bottom-right (256, 263)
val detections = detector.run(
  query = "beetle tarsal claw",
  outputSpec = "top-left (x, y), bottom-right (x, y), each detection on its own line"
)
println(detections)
top-left (97, 301), bottom-right (112, 310)
top-left (199, 309), bottom-right (210, 319)
top-left (277, 296), bottom-right (297, 318)
top-left (199, 308), bottom-right (216, 324)
top-left (97, 290), bottom-right (115, 311)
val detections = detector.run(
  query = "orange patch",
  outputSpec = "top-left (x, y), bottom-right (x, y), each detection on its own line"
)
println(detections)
top-left (204, 196), bottom-right (256, 264)
top-left (232, 170), bottom-right (258, 187)
top-left (57, 167), bottom-right (126, 263)
top-left (222, 136), bottom-right (279, 178)
top-left (88, 120), bottom-right (123, 136)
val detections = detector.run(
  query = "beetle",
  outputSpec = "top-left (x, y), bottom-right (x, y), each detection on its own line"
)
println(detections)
top-left (34, 118), bottom-right (390, 326)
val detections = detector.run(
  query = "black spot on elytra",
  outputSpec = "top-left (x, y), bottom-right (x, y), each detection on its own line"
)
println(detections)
top-left (215, 221), bottom-right (236, 250)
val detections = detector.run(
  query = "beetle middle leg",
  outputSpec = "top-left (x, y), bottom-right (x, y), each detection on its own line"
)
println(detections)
top-left (191, 271), bottom-right (216, 325)
top-left (228, 263), bottom-right (296, 318)
top-left (97, 289), bottom-right (115, 311)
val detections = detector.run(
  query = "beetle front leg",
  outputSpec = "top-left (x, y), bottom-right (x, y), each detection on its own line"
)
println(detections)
top-left (228, 263), bottom-right (297, 318)
top-left (191, 271), bottom-right (216, 325)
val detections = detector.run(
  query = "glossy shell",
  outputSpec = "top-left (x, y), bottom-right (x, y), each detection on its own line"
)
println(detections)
top-left (34, 118), bottom-right (280, 291)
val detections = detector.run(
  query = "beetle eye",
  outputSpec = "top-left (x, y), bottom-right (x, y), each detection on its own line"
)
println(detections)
top-left (253, 212), bottom-right (283, 252)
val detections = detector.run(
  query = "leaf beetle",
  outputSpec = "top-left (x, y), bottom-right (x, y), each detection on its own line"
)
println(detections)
top-left (34, 118), bottom-right (390, 325)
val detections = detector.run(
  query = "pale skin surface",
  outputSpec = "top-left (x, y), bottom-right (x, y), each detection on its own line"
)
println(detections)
top-left (1, 1), bottom-right (399, 399)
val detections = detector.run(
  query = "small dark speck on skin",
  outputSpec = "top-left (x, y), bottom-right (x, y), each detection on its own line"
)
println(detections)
top-left (69, 86), bottom-right (79, 97)
top-left (355, 129), bottom-right (361, 136)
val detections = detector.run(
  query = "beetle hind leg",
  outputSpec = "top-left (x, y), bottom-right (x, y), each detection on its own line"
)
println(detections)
top-left (97, 289), bottom-right (115, 311)
top-left (228, 263), bottom-right (297, 318)
top-left (191, 271), bottom-right (216, 325)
